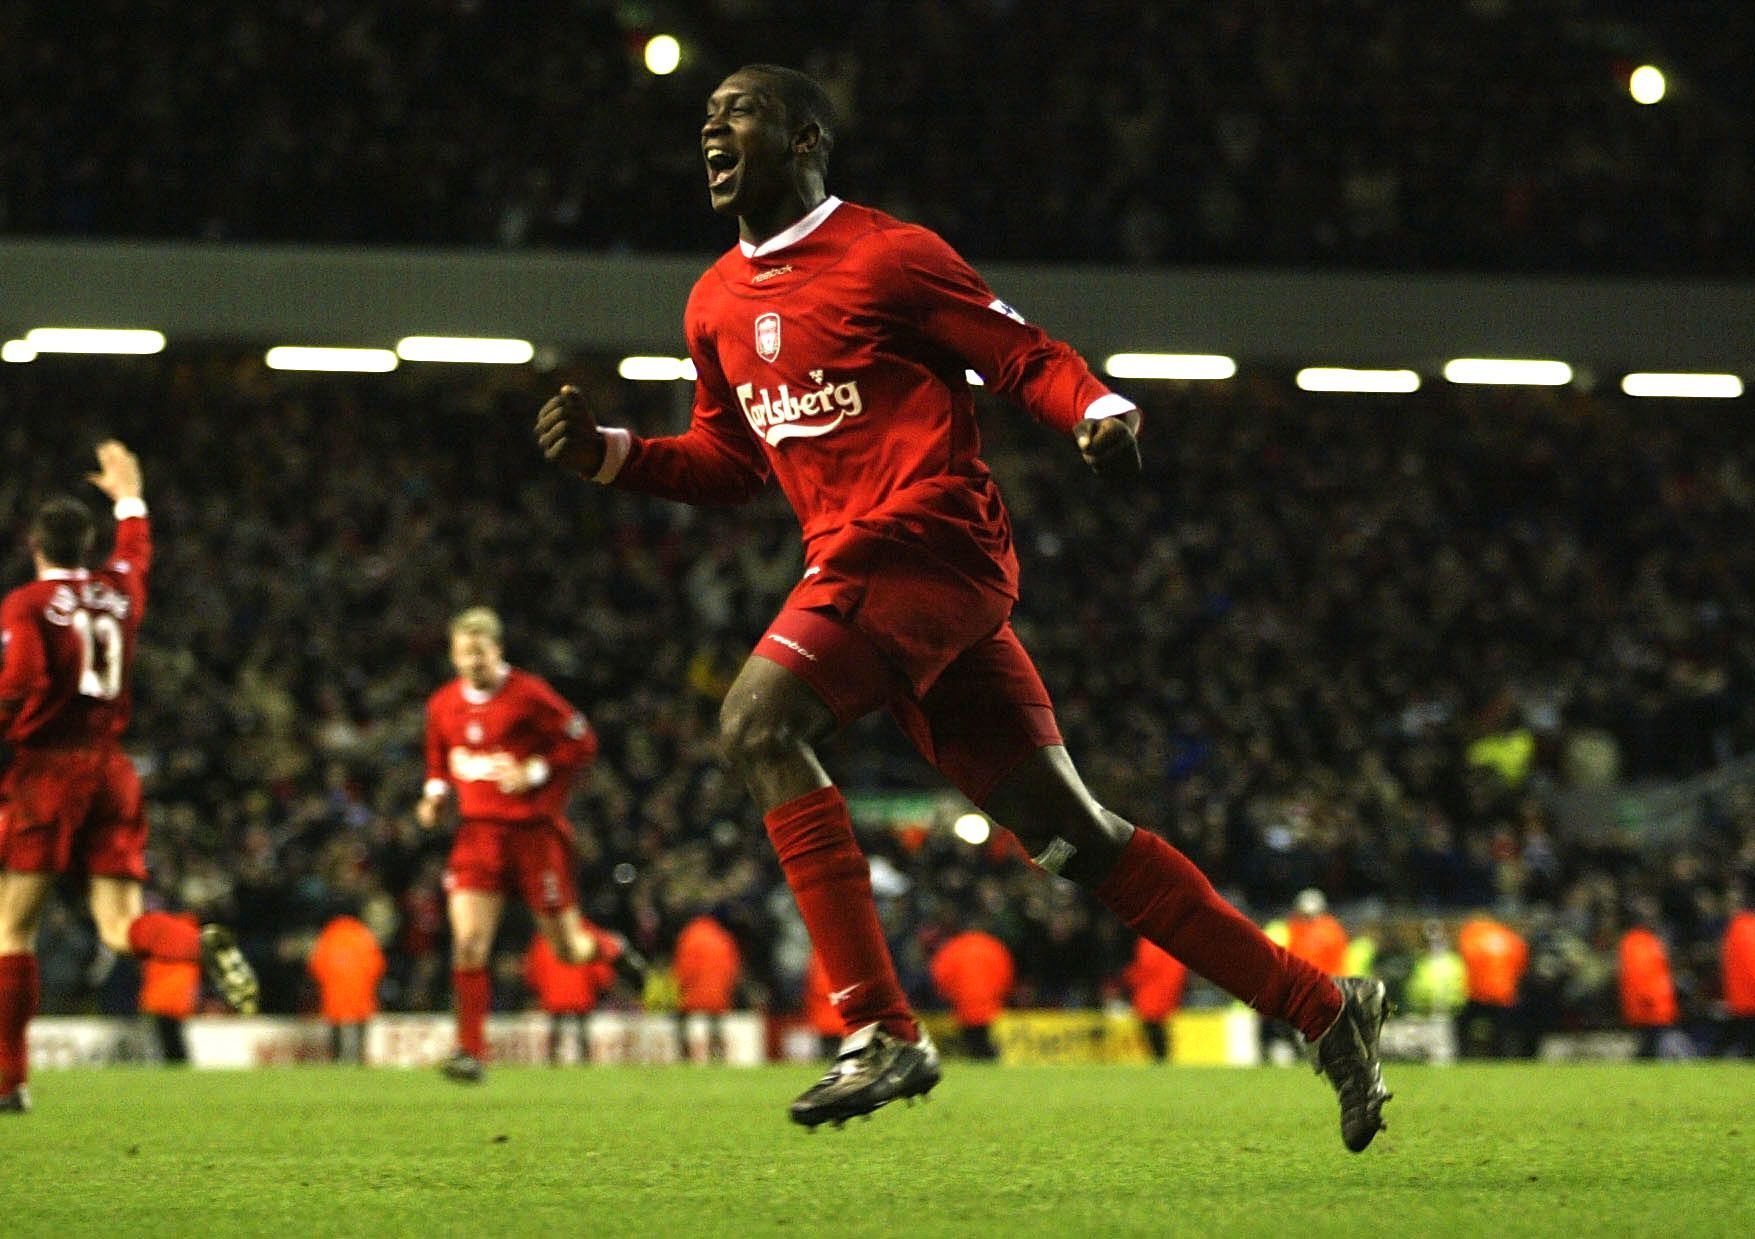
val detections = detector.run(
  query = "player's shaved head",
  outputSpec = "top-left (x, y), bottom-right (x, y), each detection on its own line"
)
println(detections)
top-left (450, 606), bottom-right (503, 644)
top-left (30, 495), bottom-right (95, 568)
top-left (737, 64), bottom-right (836, 169)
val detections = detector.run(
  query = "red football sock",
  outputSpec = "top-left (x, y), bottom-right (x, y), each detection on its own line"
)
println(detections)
top-left (765, 786), bottom-right (917, 1042)
top-left (1095, 829), bottom-right (1343, 1041)
top-left (0, 953), bottom-right (39, 1092)
top-left (453, 967), bottom-right (490, 1059)
top-left (126, 911), bottom-right (201, 962)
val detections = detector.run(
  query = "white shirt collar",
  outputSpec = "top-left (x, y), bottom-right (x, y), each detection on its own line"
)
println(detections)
top-left (461, 665), bottom-right (510, 704)
top-left (39, 568), bottom-right (90, 581)
top-left (739, 196), bottom-right (843, 259)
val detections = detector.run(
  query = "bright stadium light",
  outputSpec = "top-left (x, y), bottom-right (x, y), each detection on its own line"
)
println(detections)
top-left (644, 34), bottom-right (681, 76)
top-left (2, 339), bottom-right (37, 363)
top-left (264, 346), bottom-right (399, 373)
top-left (965, 370), bottom-right (985, 386)
top-left (618, 355), bottom-right (697, 381)
top-left (1621, 372), bottom-right (1743, 399)
top-left (395, 336), bottom-right (535, 364)
top-left (1104, 353), bottom-right (1236, 381)
top-left (1629, 65), bottom-right (1666, 105)
top-left (1442, 358), bottom-right (1573, 387)
top-left (1295, 367), bottom-right (1421, 394)
top-left (952, 813), bottom-right (991, 846)
top-left (25, 327), bottom-right (165, 355)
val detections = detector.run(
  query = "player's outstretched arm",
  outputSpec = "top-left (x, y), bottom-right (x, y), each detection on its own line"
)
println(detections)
top-left (86, 439), bottom-right (143, 502)
top-left (1074, 409), bottom-right (1143, 479)
top-left (535, 386), bottom-right (606, 478)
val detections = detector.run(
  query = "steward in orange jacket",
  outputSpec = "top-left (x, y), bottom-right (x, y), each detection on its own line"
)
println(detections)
top-left (139, 912), bottom-right (201, 1065)
top-left (1122, 938), bottom-right (1188, 1063)
top-left (674, 915), bottom-right (741, 1062)
top-left (1286, 889), bottom-right (1349, 977)
top-left (524, 933), bottom-right (614, 1063)
top-left (308, 915), bottom-right (386, 1063)
top-left (929, 931), bottom-right (1015, 1060)
top-left (1721, 909), bottom-right (1755, 1057)
top-left (1619, 925), bottom-right (1678, 1059)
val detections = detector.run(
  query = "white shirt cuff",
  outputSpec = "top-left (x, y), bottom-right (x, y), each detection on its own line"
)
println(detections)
top-left (113, 498), bottom-right (148, 520)
top-left (593, 428), bottom-right (632, 483)
top-left (523, 757), bottom-right (550, 788)
top-left (1082, 393), bottom-right (1137, 422)
top-left (423, 778), bottom-right (449, 799)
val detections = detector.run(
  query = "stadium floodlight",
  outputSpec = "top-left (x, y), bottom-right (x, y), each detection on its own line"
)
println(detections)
top-left (264, 346), bottom-right (399, 373)
top-left (1621, 372), bottom-right (1743, 399)
top-left (1442, 358), bottom-right (1573, 386)
top-left (25, 327), bottom-right (165, 355)
top-left (952, 813), bottom-right (991, 846)
top-left (965, 370), bottom-right (985, 386)
top-left (618, 355), bottom-right (698, 381)
top-left (644, 34), bottom-right (681, 76)
top-left (1103, 352), bottom-right (1236, 380)
top-left (395, 336), bottom-right (535, 364)
top-left (1630, 65), bottom-right (1666, 105)
top-left (1295, 367), bottom-right (1421, 394)
top-left (2, 339), bottom-right (37, 363)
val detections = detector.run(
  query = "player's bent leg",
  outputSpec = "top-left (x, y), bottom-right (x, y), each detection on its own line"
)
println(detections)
top-left (88, 878), bottom-right (259, 1014)
top-left (984, 746), bottom-right (1390, 1151)
top-left (0, 871), bottom-right (54, 1109)
top-left (718, 651), bottom-right (840, 811)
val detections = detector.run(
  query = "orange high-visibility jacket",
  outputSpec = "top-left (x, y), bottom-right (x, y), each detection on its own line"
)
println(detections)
top-left (1724, 912), bottom-right (1755, 1018)
top-left (1287, 914), bottom-right (1349, 977)
top-left (524, 935), bottom-right (613, 1016)
top-left (1458, 917), bottom-right (1529, 1008)
top-left (139, 913), bottom-right (201, 1019)
top-left (307, 915), bottom-right (386, 1024)
top-left (674, 916), bottom-right (741, 1015)
top-left (1618, 927), bottom-right (1678, 1027)
top-left (929, 931), bottom-right (1015, 1027)
top-left (1122, 938), bottom-right (1189, 1022)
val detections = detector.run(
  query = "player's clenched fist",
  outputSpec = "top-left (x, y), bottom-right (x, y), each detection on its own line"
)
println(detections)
top-left (1073, 409), bottom-right (1143, 479)
top-left (535, 385), bottom-right (606, 477)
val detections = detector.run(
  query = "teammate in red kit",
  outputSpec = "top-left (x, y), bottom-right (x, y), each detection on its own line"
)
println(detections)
top-left (536, 65), bottom-right (1391, 1149)
top-left (417, 606), bottom-right (642, 1082)
top-left (0, 442), bottom-right (259, 1113)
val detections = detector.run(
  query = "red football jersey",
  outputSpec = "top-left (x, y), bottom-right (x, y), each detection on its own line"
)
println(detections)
top-left (597, 198), bottom-right (1133, 602)
top-left (423, 666), bottom-right (596, 828)
top-left (0, 508), bottom-right (151, 748)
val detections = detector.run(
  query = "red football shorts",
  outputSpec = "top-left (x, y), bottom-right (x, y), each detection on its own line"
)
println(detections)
top-left (755, 606), bottom-right (1062, 806)
top-left (444, 818), bottom-right (577, 913)
top-left (0, 745), bottom-right (148, 881)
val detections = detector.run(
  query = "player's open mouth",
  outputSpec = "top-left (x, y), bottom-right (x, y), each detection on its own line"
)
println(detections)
top-left (705, 149), bottom-right (739, 189)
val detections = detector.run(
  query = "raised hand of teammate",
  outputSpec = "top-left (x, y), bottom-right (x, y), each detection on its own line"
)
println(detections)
top-left (86, 439), bottom-right (143, 501)
top-left (1073, 409), bottom-right (1142, 479)
top-left (535, 386), bottom-right (607, 477)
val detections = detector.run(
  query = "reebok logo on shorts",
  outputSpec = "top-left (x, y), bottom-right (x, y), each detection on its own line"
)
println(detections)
top-left (766, 633), bottom-right (818, 662)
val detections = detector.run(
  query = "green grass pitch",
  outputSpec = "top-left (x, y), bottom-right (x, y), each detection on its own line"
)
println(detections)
top-left (3, 1064), bottom-right (1751, 1236)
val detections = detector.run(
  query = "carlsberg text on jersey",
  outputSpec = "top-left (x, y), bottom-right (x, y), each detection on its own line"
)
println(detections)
top-left (736, 377), bottom-right (864, 446)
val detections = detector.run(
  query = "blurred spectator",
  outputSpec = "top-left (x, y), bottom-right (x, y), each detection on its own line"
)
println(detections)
top-left (137, 912), bottom-right (200, 1065)
top-left (1618, 906), bottom-right (1679, 1059)
top-left (523, 934), bottom-right (613, 1065)
top-left (1405, 921), bottom-right (1467, 1020)
top-left (1458, 916), bottom-right (1529, 1057)
top-left (1121, 938), bottom-right (1188, 1064)
top-left (929, 930), bottom-right (1016, 1060)
top-left (1287, 890), bottom-right (1349, 976)
top-left (674, 913), bottom-right (740, 1062)
top-left (308, 911), bottom-right (386, 1064)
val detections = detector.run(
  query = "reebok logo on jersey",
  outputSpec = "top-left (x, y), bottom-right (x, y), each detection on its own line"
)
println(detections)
top-left (765, 633), bottom-right (818, 662)
top-left (736, 377), bottom-right (865, 446)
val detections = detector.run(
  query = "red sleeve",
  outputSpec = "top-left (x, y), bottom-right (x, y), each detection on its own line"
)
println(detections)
top-left (108, 515), bottom-right (152, 612)
top-left (609, 303), bottom-right (771, 505)
top-left (525, 677), bottom-right (597, 785)
top-left (424, 695), bottom-right (449, 790)
top-left (0, 593), bottom-right (48, 734)
top-left (882, 225), bottom-right (1129, 434)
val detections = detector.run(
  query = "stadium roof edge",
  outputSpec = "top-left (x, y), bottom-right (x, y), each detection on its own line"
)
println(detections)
top-left (2, 240), bottom-right (1752, 372)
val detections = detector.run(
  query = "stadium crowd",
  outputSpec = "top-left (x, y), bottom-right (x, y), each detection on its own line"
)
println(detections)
top-left (5, 354), bottom-right (1753, 1049)
top-left (2, 0), bottom-right (1751, 273)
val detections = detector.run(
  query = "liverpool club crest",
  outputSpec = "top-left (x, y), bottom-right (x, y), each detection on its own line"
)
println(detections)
top-left (755, 312), bottom-right (782, 363)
